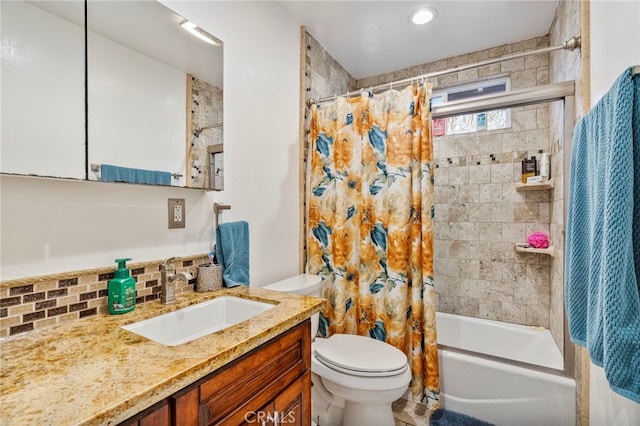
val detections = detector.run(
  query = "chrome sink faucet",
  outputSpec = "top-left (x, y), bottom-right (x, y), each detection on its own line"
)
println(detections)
top-left (160, 257), bottom-right (192, 304)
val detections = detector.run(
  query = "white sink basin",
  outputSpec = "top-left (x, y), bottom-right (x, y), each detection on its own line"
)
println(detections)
top-left (122, 296), bottom-right (276, 346)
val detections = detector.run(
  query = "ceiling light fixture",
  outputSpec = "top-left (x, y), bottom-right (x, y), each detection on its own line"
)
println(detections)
top-left (409, 8), bottom-right (438, 25)
top-left (179, 20), bottom-right (222, 46)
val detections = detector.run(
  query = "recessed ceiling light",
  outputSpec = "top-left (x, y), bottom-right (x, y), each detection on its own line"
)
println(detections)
top-left (409, 8), bottom-right (438, 25)
top-left (180, 20), bottom-right (222, 46)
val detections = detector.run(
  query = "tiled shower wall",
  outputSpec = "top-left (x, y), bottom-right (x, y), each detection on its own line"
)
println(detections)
top-left (305, 34), bottom-right (556, 326)
top-left (432, 105), bottom-right (552, 326)
top-left (188, 76), bottom-right (223, 189)
top-left (0, 255), bottom-right (207, 338)
top-left (303, 31), bottom-right (358, 268)
top-left (358, 36), bottom-right (554, 327)
top-left (304, 31), bottom-right (357, 102)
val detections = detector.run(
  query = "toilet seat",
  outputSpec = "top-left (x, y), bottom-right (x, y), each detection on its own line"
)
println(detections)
top-left (311, 349), bottom-right (411, 392)
top-left (314, 334), bottom-right (408, 376)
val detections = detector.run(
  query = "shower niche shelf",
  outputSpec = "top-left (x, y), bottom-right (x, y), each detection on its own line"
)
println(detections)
top-left (515, 245), bottom-right (555, 256)
top-left (515, 178), bottom-right (554, 191)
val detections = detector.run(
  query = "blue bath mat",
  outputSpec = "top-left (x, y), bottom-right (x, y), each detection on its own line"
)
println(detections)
top-left (430, 409), bottom-right (495, 426)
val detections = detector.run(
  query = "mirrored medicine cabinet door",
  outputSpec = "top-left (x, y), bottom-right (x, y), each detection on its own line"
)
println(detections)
top-left (1, 0), bottom-right (224, 190)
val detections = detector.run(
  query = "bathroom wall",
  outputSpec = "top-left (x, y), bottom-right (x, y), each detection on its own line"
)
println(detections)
top-left (358, 36), bottom-right (553, 327)
top-left (1, 1), bottom-right (301, 290)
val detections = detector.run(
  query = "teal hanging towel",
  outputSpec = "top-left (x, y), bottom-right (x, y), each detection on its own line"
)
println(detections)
top-left (565, 66), bottom-right (640, 403)
top-left (216, 221), bottom-right (250, 287)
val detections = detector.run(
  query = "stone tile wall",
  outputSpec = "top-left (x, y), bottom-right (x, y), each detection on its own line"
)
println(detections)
top-left (0, 255), bottom-right (208, 337)
top-left (303, 31), bottom-right (358, 268)
top-left (357, 36), bottom-right (553, 326)
top-left (432, 103), bottom-right (552, 326)
top-left (357, 36), bottom-right (550, 90)
top-left (305, 32), bottom-right (357, 102)
top-left (306, 33), bottom-right (557, 326)
top-left (188, 76), bottom-right (223, 189)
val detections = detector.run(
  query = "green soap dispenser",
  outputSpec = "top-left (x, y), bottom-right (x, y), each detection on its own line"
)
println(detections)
top-left (108, 258), bottom-right (137, 315)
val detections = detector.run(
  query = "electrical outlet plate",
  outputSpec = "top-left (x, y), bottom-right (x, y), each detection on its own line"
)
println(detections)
top-left (168, 198), bottom-right (185, 229)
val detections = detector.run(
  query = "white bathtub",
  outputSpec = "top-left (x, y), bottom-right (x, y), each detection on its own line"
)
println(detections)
top-left (436, 312), bottom-right (576, 426)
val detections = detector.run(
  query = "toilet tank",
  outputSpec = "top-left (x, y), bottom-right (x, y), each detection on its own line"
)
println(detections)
top-left (264, 274), bottom-right (323, 337)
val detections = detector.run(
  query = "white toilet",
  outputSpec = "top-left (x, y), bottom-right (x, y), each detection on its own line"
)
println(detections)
top-left (264, 274), bottom-right (411, 426)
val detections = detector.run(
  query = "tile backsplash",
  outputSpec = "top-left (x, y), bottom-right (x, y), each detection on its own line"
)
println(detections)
top-left (0, 254), bottom-right (208, 337)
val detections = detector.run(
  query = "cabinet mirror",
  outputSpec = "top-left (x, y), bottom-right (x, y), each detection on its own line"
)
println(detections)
top-left (1, 0), bottom-right (224, 190)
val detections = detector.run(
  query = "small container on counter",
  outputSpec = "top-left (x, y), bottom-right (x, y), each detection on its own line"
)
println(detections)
top-left (197, 263), bottom-right (223, 292)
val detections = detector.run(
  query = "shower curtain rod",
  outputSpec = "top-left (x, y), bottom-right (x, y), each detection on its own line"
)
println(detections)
top-left (307, 36), bottom-right (581, 107)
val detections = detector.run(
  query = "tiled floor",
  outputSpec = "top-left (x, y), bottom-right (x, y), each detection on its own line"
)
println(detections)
top-left (392, 398), bottom-right (431, 426)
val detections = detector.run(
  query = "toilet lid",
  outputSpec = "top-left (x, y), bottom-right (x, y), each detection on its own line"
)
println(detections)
top-left (314, 334), bottom-right (408, 377)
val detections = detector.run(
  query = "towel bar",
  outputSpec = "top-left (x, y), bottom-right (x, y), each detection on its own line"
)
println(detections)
top-left (214, 202), bottom-right (231, 228)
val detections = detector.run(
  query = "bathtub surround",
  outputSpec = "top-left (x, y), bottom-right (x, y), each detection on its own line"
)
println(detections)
top-left (356, 35), bottom-right (553, 327)
top-left (302, 31), bottom-right (575, 417)
top-left (0, 255), bottom-right (207, 337)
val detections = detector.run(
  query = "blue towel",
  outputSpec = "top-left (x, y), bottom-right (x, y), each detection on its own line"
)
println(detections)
top-left (565, 66), bottom-right (640, 403)
top-left (100, 164), bottom-right (171, 186)
top-left (216, 221), bottom-right (250, 287)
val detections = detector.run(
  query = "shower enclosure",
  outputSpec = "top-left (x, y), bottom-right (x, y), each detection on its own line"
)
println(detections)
top-left (430, 81), bottom-right (577, 424)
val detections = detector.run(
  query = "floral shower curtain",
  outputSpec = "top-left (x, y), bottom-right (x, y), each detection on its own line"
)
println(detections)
top-left (306, 84), bottom-right (439, 407)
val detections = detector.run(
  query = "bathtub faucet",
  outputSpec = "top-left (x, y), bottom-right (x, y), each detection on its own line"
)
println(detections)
top-left (160, 257), bottom-right (192, 304)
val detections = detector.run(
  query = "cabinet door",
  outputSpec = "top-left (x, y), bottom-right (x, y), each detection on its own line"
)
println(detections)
top-left (274, 371), bottom-right (311, 426)
top-left (139, 403), bottom-right (170, 426)
top-left (199, 321), bottom-right (310, 425)
top-left (244, 401), bottom-right (276, 426)
top-left (118, 399), bottom-right (170, 426)
top-left (172, 387), bottom-right (199, 426)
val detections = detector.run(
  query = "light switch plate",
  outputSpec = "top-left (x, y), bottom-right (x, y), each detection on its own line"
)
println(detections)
top-left (168, 198), bottom-right (185, 229)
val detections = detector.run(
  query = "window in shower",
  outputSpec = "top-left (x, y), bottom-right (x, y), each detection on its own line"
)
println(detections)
top-left (432, 77), bottom-right (511, 136)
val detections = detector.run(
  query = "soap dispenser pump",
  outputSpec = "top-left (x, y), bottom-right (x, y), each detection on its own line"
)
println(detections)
top-left (108, 258), bottom-right (137, 314)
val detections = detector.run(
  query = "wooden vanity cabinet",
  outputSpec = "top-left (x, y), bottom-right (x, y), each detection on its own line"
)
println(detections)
top-left (120, 399), bottom-right (171, 426)
top-left (121, 320), bottom-right (311, 426)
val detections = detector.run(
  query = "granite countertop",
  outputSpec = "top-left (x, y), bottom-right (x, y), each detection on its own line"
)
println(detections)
top-left (0, 286), bottom-right (324, 425)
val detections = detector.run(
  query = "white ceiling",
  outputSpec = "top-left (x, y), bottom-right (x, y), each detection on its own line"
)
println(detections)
top-left (278, 0), bottom-right (560, 80)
